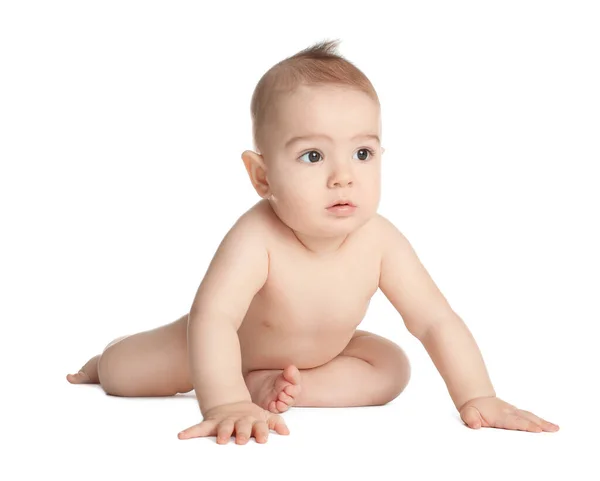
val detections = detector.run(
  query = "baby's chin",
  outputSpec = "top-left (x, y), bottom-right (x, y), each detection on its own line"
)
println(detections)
top-left (301, 213), bottom-right (373, 237)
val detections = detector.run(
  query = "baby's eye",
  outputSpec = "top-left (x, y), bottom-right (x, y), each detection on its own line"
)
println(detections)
top-left (299, 151), bottom-right (322, 163)
top-left (299, 148), bottom-right (375, 164)
top-left (353, 148), bottom-right (374, 161)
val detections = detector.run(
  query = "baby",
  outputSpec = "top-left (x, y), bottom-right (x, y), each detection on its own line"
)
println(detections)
top-left (67, 39), bottom-right (559, 444)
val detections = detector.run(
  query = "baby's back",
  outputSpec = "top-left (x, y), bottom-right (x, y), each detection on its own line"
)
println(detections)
top-left (236, 200), bottom-right (383, 375)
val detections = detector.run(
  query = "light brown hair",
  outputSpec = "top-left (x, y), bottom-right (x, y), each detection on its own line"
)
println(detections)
top-left (250, 39), bottom-right (380, 153)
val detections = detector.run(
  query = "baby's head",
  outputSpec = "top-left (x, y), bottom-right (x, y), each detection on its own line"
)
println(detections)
top-left (242, 39), bottom-right (383, 247)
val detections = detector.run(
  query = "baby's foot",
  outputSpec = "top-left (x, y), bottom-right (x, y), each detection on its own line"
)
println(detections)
top-left (66, 371), bottom-right (92, 383)
top-left (244, 365), bottom-right (302, 414)
top-left (66, 354), bottom-right (100, 384)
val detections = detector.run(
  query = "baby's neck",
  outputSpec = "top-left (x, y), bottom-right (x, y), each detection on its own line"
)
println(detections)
top-left (290, 230), bottom-right (350, 255)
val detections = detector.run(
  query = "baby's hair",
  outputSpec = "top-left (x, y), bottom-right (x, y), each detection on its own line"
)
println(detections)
top-left (250, 38), bottom-right (380, 153)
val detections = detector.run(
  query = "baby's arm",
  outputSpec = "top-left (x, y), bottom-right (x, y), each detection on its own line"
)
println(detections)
top-left (377, 215), bottom-right (495, 409)
top-left (377, 215), bottom-right (558, 432)
top-left (179, 214), bottom-right (289, 444)
top-left (187, 214), bottom-right (268, 413)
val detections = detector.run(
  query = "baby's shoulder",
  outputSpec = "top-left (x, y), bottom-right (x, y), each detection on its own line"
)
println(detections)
top-left (226, 199), bottom-right (285, 251)
top-left (237, 198), bottom-right (280, 236)
top-left (371, 212), bottom-right (400, 235)
top-left (366, 213), bottom-right (407, 256)
top-left (367, 212), bottom-right (399, 242)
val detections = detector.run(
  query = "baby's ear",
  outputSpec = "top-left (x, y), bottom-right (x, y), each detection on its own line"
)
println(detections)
top-left (241, 150), bottom-right (270, 198)
top-left (382, 147), bottom-right (386, 154)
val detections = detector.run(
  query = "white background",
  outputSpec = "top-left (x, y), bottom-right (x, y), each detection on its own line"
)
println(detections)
top-left (1, 1), bottom-right (598, 479)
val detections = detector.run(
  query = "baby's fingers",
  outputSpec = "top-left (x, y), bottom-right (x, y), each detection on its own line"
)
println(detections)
top-left (267, 413), bottom-right (290, 435)
top-left (253, 420), bottom-right (270, 444)
top-left (502, 414), bottom-right (542, 433)
top-left (234, 417), bottom-right (254, 445)
top-left (178, 420), bottom-right (217, 440)
top-left (519, 409), bottom-right (559, 432)
top-left (216, 419), bottom-right (235, 444)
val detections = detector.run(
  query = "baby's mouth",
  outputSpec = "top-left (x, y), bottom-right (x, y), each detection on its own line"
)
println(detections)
top-left (327, 200), bottom-right (356, 208)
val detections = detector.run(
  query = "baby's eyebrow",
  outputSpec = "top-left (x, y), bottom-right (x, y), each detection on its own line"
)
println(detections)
top-left (285, 133), bottom-right (380, 149)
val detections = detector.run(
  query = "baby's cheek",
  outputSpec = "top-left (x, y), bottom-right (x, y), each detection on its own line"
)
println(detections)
top-left (282, 185), bottom-right (313, 209)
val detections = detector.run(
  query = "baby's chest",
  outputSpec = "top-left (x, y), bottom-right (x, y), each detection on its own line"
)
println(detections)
top-left (259, 251), bottom-right (380, 329)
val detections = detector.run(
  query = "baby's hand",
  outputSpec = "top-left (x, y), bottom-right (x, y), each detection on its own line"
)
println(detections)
top-left (177, 401), bottom-right (290, 444)
top-left (460, 396), bottom-right (559, 433)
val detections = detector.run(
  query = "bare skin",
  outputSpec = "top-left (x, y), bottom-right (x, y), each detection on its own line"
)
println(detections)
top-left (67, 200), bottom-right (410, 415)
top-left (68, 84), bottom-right (558, 444)
top-left (67, 202), bottom-right (412, 445)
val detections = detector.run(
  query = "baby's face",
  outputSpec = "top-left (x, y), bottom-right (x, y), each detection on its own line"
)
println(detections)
top-left (261, 84), bottom-right (382, 238)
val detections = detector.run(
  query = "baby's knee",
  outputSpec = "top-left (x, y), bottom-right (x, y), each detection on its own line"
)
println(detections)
top-left (96, 347), bottom-right (121, 395)
top-left (102, 335), bottom-right (130, 353)
top-left (377, 346), bottom-right (411, 403)
top-left (97, 340), bottom-right (139, 395)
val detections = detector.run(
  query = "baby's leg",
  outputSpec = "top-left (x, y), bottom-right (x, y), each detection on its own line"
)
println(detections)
top-left (294, 330), bottom-right (411, 407)
top-left (66, 353), bottom-right (102, 384)
top-left (67, 334), bottom-right (132, 384)
top-left (246, 330), bottom-right (411, 412)
top-left (67, 313), bottom-right (193, 397)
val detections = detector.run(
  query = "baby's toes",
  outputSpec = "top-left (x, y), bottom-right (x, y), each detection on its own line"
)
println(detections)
top-left (275, 399), bottom-right (290, 413)
top-left (277, 391), bottom-right (294, 404)
top-left (284, 384), bottom-right (301, 398)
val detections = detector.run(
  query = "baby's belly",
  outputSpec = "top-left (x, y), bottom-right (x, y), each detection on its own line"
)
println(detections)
top-left (238, 321), bottom-right (359, 375)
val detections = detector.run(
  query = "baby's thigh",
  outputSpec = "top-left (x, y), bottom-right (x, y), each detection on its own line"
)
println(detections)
top-left (342, 330), bottom-right (410, 373)
top-left (98, 313), bottom-right (192, 396)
